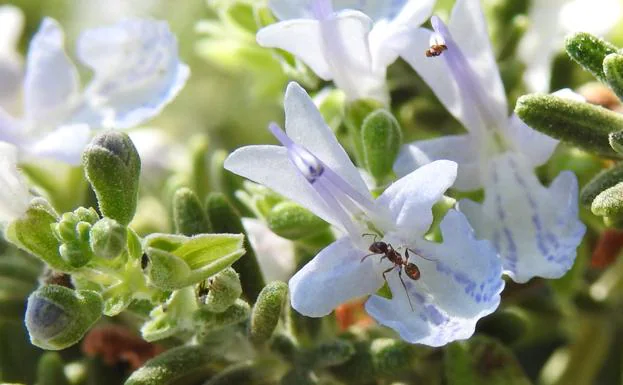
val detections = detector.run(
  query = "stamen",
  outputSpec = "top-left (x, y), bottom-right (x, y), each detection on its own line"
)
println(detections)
top-left (430, 16), bottom-right (505, 131)
top-left (268, 123), bottom-right (377, 236)
top-left (311, 0), bottom-right (334, 21)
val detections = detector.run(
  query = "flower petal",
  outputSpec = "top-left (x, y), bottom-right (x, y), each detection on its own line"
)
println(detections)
top-left (395, 135), bottom-right (483, 191)
top-left (503, 115), bottom-right (558, 168)
top-left (365, 210), bottom-right (503, 346)
top-left (0, 5), bottom-right (24, 108)
top-left (284, 82), bottom-right (369, 196)
top-left (24, 18), bottom-right (79, 126)
top-left (0, 5), bottom-right (24, 53)
top-left (449, 0), bottom-right (507, 118)
top-left (0, 142), bottom-right (31, 222)
top-left (257, 19), bottom-right (332, 79)
top-left (242, 218), bottom-right (295, 283)
top-left (77, 19), bottom-right (189, 129)
top-left (27, 124), bottom-right (91, 165)
top-left (377, 160), bottom-right (457, 236)
top-left (290, 237), bottom-right (385, 317)
top-left (224, 144), bottom-right (341, 228)
top-left (459, 152), bottom-right (586, 283)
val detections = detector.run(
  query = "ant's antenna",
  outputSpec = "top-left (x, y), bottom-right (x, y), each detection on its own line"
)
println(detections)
top-left (406, 248), bottom-right (435, 262)
top-left (361, 233), bottom-right (379, 242)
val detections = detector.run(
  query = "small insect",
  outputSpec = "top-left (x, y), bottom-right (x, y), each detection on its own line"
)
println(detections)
top-left (425, 43), bottom-right (448, 58)
top-left (361, 234), bottom-right (432, 311)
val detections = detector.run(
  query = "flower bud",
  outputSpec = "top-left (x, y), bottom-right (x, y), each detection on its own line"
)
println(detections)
top-left (361, 109), bottom-right (402, 183)
top-left (89, 218), bottom-right (127, 259)
top-left (266, 201), bottom-right (329, 240)
top-left (53, 208), bottom-right (100, 268)
top-left (592, 182), bottom-right (623, 221)
top-left (604, 53), bottom-right (623, 101)
top-left (250, 281), bottom-right (288, 344)
top-left (144, 232), bottom-right (245, 290)
top-left (173, 187), bottom-right (212, 236)
top-left (344, 99), bottom-right (384, 165)
top-left (444, 336), bottom-right (530, 385)
top-left (194, 298), bottom-right (251, 333)
top-left (25, 285), bottom-right (103, 350)
top-left (83, 131), bottom-right (141, 225)
top-left (37, 352), bottom-right (69, 385)
top-left (202, 267), bottom-right (242, 313)
top-left (566, 32), bottom-right (618, 84)
top-left (314, 339), bottom-right (356, 368)
top-left (141, 287), bottom-right (198, 342)
top-left (207, 193), bottom-right (265, 301)
top-left (5, 199), bottom-right (71, 271)
top-left (124, 345), bottom-right (228, 385)
top-left (515, 94), bottom-right (623, 158)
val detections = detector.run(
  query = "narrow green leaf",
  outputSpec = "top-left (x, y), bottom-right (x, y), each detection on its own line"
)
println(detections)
top-left (580, 162), bottom-right (623, 205)
top-left (173, 188), bottom-right (212, 236)
top-left (250, 281), bottom-right (288, 344)
top-left (566, 32), bottom-right (618, 83)
top-left (604, 53), bottom-right (623, 101)
top-left (361, 109), bottom-right (402, 183)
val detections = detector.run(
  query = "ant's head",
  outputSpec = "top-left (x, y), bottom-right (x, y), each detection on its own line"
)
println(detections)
top-left (369, 241), bottom-right (388, 254)
top-left (404, 263), bottom-right (421, 281)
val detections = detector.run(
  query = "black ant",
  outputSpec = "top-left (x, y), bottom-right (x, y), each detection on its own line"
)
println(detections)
top-left (361, 234), bottom-right (432, 311)
top-left (425, 43), bottom-right (447, 57)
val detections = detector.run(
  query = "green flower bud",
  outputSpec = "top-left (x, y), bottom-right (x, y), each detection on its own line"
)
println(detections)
top-left (52, 208), bottom-right (101, 268)
top-left (515, 94), bottom-right (623, 157)
top-left (592, 182), bottom-right (623, 220)
top-left (444, 336), bottom-right (530, 385)
top-left (124, 345), bottom-right (229, 385)
top-left (609, 131), bottom-right (623, 155)
top-left (280, 368), bottom-right (317, 385)
top-left (565, 32), bottom-right (618, 83)
top-left (89, 218), bottom-right (127, 259)
top-left (370, 339), bottom-right (411, 377)
top-left (314, 339), bottom-right (356, 368)
top-left (37, 352), bottom-right (69, 385)
top-left (361, 109), bottom-right (402, 183)
top-left (267, 201), bottom-right (330, 240)
top-left (604, 53), bottom-right (623, 101)
top-left (144, 232), bottom-right (245, 290)
top-left (202, 267), bottom-right (242, 313)
top-left (250, 281), bottom-right (288, 345)
top-left (173, 188), bottom-right (212, 236)
top-left (25, 285), bottom-right (103, 350)
top-left (207, 193), bottom-right (265, 301)
top-left (83, 131), bottom-right (141, 225)
top-left (344, 99), bottom-right (385, 165)
top-left (194, 298), bottom-right (251, 333)
top-left (580, 162), bottom-right (623, 206)
top-left (73, 207), bottom-right (100, 224)
top-left (5, 199), bottom-right (71, 271)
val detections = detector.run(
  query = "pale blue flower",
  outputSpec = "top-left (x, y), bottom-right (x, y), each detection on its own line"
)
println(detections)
top-left (0, 5), bottom-right (24, 111)
top-left (394, 0), bottom-right (586, 283)
top-left (225, 82), bottom-right (503, 346)
top-left (257, 0), bottom-right (436, 104)
top-left (0, 17), bottom-right (189, 164)
top-left (0, 142), bottom-right (31, 223)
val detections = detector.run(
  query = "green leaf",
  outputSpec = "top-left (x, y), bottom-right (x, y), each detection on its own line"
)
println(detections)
top-left (604, 53), bottom-right (623, 101)
top-left (37, 352), bottom-right (69, 385)
top-left (144, 233), bottom-right (245, 290)
top-left (83, 131), bottom-right (141, 225)
top-left (565, 32), bottom-right (618, 83)
top-left (249, 281), bottom-right (288, 344)
top-left (515, 94), bottom-right (623, 157)
top-left (141, 287), bottom-right (198, 342)
top-left (5, 199), bottom-right (71, 271)
top-left (580, 162), bottom-right (623, 206)
top-left (124, 345), bottom-right (229, 385)
top-left (361, 109), bottom-right (402, 183)
top-left (89, 218), bottom-right (127, 260)
top-left (609, 131), bottom-right (623, 155)
top-left (207, 193), bottom-right (265, 302)
top-left (444, 336), bottom-right (531, 385)
top-left (25, 285), bottom-right (103, 350)
top-left (344, 99), bottom-right (384, 165)
top-left (592, 182), bottom-right (623, 219)
top-left (173, 188), bottom-right (212, 236)
top-left (266, 201), bottom-right (329, 240)
top-left (194, 299), bottom-right (251, 334)
top-left (201, 267), bottom-right (242, 313)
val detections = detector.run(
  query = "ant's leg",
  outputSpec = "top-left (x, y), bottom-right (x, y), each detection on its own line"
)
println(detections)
top-left (381, 266), bottom-right (394, 282)
top-left (361, 253), bottom-right (375, 263)
top-left (398, 269), bottom-right (415, 311)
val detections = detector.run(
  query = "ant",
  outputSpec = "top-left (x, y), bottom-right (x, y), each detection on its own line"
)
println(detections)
top-left (425, 43), bottom-right (447, 57)
top-left (361, 234), bottom-right (432, 311)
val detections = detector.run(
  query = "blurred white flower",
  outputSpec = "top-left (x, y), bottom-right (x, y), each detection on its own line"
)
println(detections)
top-left (241, 218), bottom-right (295, 283)
top-left (519, 0), bottom-right (622, 92)
top-left (0, 142), bottom-right (31, 223)
top-left (257, 0), bottom-right (436, 104)
top-left (128, 128), bottom-right (185, 173)
top-left (0, 17), bottom-right (189, 165)
top-left (0, 5), bottom-right (24, 112)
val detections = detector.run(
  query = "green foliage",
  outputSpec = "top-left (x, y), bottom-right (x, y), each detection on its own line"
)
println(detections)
top-left (250, 281), bottom-right (288, 344)
top-left (565, 32), bottom-right (618, 83)
top-left (266, 201), bottom-right (329, 240)
top-left (173, 187), bottom-right (212, 236)
top-left (603, 53), bottom-right (623, 100)
top-left (361, 109), bottom-right (402, 184)
top-left (201, 267), bottom-right (243, 313)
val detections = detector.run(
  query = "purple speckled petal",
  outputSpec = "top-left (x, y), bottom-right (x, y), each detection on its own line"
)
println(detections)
top-left (365, 210), bottom-right (503, 346)
top-left (459, 152), bottom-right (585, 283)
